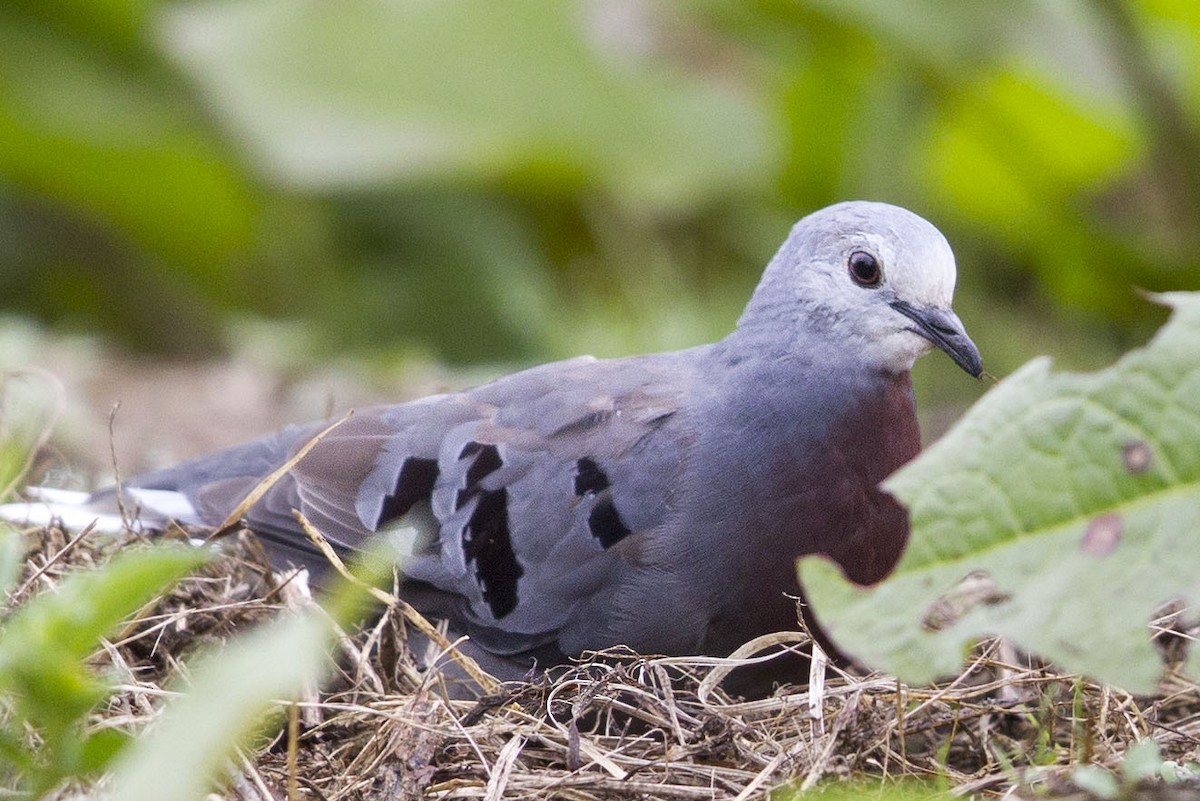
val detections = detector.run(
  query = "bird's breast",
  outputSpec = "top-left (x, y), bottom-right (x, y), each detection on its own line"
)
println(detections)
top-left (675, 368), bottom-right (922, 642)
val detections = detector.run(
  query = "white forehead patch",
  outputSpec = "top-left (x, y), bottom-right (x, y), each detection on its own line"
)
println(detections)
top-left (855, 214), bottom-right (957, 309)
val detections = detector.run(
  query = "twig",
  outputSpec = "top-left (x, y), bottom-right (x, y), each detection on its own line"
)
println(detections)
top-left (9, 520), bottom-right (97, 602)
top-left (293, 510), bottom-right (500, 694)
top-left (210, 412), bottom-right (355, 540)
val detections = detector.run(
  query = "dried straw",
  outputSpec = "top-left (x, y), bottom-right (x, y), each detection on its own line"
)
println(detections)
top-left (9, 523), bottom-right (1199, 801)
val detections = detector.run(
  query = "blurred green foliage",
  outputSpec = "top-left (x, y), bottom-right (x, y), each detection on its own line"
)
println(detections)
top-left (0, 537), bottom-right (206, 795)
top-left (1, 0), bottom-right (1197, 393)
top-left (0, 371), bottom-right (60, 500)
top-left (773, 777), bottom-right (949, 801)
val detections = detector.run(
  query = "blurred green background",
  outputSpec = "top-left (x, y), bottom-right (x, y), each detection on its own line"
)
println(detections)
top-left (2, 0), bottom-right (1199, 415)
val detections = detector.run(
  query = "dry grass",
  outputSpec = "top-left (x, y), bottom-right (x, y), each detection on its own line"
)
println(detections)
top-left (12, 522), bottom-right (1200, 801)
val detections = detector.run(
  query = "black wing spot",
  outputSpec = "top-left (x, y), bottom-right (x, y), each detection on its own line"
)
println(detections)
top-left (462, 488), bottom-right (522, 619)
top-left (379, 457), bottom-right (439, 522)
top-left (573, 457), bottom-right (610, 497)
top-left (455, 441), bottom-right (504, 510)
top-left (588, 497), bottom-right (632, 548)
top-left (465, 443), bottom-right (502, 488)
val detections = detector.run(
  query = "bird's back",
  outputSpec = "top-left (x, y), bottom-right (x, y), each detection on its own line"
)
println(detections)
top-left (126, 350), bottom-right (706, 663)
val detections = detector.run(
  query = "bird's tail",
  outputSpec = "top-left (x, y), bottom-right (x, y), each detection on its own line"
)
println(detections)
top-left (0, 485), bottom-right (199, 533)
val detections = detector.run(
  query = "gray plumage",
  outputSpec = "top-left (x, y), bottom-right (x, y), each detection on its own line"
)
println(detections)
top-left (76, 202), bottom-right (985, 687)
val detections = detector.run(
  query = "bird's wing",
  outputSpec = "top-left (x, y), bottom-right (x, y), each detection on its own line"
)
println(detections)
top-left (190, 354), bottom-right (697, 654)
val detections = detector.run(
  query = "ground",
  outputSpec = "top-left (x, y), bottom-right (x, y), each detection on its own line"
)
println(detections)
top-left (7, 521), bottom-right (1199, 801)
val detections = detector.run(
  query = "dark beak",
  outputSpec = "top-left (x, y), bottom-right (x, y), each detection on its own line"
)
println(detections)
top-left (889, 300), bottom-right (984, 378)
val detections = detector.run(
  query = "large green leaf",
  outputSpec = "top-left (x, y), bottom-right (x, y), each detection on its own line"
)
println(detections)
top-left (799, 292), bottom-right (1200, 694)
top-left (157, 0), bottom-right (775, 210)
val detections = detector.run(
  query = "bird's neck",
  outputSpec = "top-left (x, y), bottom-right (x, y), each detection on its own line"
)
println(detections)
top-left (700, 325), bottom-right (919, 476)
top-left (714, 318), bottom-right (875, 381)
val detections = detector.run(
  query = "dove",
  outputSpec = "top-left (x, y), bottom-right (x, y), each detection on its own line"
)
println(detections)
top-left (2, 201), bottom-right (981, 689)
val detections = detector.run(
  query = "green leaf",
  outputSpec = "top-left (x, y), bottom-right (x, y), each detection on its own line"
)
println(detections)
top-left (104, 546), bottom-right (387, 801)
top-left (772, 776), bottom-right (949, 801)
top-left (106, 612), bottom-right (332, 801)
top-left (918, 66), bottom-right (1155, 315)
top-left (0, 368), bottom-right (62, 500)
top-left (1071, 766), bottom-right (1120, 800)
top-left (1121, 740), bottom-right (1165, 783)
top-left (799, 292), bottom-right (1200, 694)
top-left (0, 544), bottom-right (207, 793)
top-left (157, 0), bottom-right (775, 211)
top-left (0, 545), bottom-right (209, 729)
top-left (0, 9), bottom-right (260, 282)
top-left (74, 728), bottom-right (132, 777)
top-left (920, 67), bottom-right (1138, 246)
top-left (798, 0), bottom-right (1026, 73)
top-left (0, 545), bottom-right (207, 666)
top-left (4, 0), bottom-right (157, 57)
top-left (0, 523), bottom-right (24, 593)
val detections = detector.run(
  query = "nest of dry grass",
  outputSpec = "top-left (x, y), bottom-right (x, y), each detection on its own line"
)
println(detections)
top-left (13, 522), bottom-right (1200, 801)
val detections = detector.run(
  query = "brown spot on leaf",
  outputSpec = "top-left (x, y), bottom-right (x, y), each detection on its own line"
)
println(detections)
top-left (1122, 440), bottom-right (1152, 474)
top-left (922, 571), bottom-right (1012, 632)
top-left (1081, 513), bottom-right (1123, 556)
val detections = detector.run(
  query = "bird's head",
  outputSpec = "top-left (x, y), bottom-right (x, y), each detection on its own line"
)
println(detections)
top-left (739, 200), bottom-right (983, 378)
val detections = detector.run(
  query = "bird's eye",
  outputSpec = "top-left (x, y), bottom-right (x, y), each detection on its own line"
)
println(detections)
top-left (848, 250), bottom-right (882, 287)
